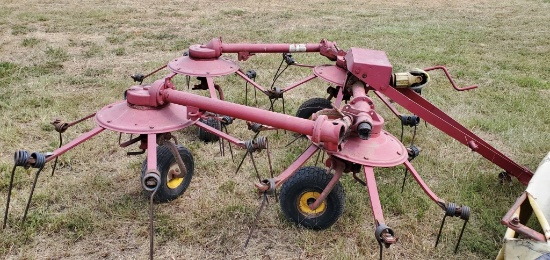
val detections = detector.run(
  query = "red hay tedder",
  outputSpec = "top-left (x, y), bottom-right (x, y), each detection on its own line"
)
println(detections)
top-left (3, 38), bottom-right (548, 259)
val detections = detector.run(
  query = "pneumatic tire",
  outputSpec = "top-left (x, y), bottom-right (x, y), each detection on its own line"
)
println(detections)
top-left (141, 144), bottom-right (194, 203)
top-left (295, 98), bottom-right (332, 120)
top-left (279, 166), bottom-right (344, 230)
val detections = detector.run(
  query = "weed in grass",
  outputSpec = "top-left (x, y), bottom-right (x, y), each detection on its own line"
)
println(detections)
top-left (112, 47), bottom-right (126, 56)
top-left (0, 62), bottom-right (18, 79)
top-left (83, 44), bottom-right (104, 58)
top-left (11, 24), bottom-right (35, 36)
top-left (21, 38), bottom-right (41, 48)
top-left (45, 46), bottom-right (69, 62)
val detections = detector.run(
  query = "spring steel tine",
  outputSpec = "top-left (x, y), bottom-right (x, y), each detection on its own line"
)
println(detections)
top-left (378, 241), bottom-right (383, 260)
top-left (454, 205), bottom-right (470, 253)
top-left (254, 85), bottom-right (257, 105)
top-left (282, 97), bottom-right (286, 134)
top-left (51, 132), bottom-right (62, 176)
top-left (22, 166), bottom-right (45, 225)
top-left (249, 152), bottom-right (261, 183)
top-left (149, 189), bottom-right (158, 260)
top-left (268, 99), bottom-right (275, 112)
top-left (284, 134), bottom-right (303, 148)
top-left (3, 165), bottom-right (18, 229)
top-left (314, 149), bottom-right (322, 166)
top-left (282, 96), bottom-right (286, 115)
top-left (223, 125), bottom-right (234, 162)
top-left (265, 138), bottom-right (277, 201)
top-left (219, 135), bottom-right (225, 157)
top-left (235, 151), bottom-right (249, 175)
top-left (435, 214), bottom-right (447, 248)
top-left (22, 152), bottom-right (47, 225)
top-left (454, 219), bottom-right (468, 253)
top-left (244, 193), bottom-right (268, 249)
top-left (4, 151), bottom-right (31, 228)
top-left (401, 169), bottom-right (409, 193)
top-left (245, 82), bottom-right (249, 106)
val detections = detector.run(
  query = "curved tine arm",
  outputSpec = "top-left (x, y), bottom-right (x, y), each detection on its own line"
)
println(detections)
top-left (403, 160), bottom-right (446, 209)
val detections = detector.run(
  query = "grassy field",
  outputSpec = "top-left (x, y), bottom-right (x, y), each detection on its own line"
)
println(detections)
top-left (1, 0), bottom-right (549, 259)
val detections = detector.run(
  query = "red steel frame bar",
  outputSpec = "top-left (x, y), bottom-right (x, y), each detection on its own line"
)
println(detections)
top-left (501, 192), bottom-right (546, 242)
top-left (403, 160), bottom-right (446, 208)
top-left (235, 70), bottom-right (317, 94)
top-left (146, 134), bottom-right (157, 172)
top-left (45, 126), bottom-right (105, 163)
top-left (375, 86), bottom-right (532, 185)
top-left (164, 89), bottom-right (344, 145)
top-left (221, 43), bottom-right (322, 54)
top-left (272, 144), bottom-right (319, 188)
top-left (372, 91), bottom-right (402, 121)
top-left (194, 120), bottom-right (245, 148)
top-left (308, 159), bottom-right (344, 210)
top-left (206, 77), bottom-right (219, 100)
top-left (236, 70), bottom-right (269, 93)
top-left (282, 74), bottom-right (318, 93)
top-left (363, 166), bottom-right (387, 226)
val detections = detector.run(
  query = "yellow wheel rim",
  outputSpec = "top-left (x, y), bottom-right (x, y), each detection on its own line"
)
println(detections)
top-left (166, 163), bottom-right (185, 189)
top-left (298, 191), bottom-right (326, 217)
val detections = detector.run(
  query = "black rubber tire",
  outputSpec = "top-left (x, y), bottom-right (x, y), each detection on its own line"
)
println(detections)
top-left (198, 117), bottom-right (220, 142)
top-left (295, 98), bottom-right (332, 119)
top-left (279, 166), bottom-right (345, 230)
top-left (141, 144), bottom-right (194, 203)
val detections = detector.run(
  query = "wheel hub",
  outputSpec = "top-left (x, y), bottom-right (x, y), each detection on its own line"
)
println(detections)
top-left (298, 191), bottom-right (326, 217)
top-left (167, 163), bottom-right (186, 189)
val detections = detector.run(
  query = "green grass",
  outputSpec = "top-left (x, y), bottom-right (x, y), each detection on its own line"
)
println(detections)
top-left (0, 0), bottom-right (549, 259)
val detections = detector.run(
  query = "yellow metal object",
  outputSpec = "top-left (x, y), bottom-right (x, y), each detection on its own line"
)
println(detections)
top-left (298, 191), bottom-right (326, 216)
top-left (391, 68), bottom-right (429, 89)
top-left (166, 164), bottom-right (184, 189)
top-left (167, 177), bottom-right (183, 189)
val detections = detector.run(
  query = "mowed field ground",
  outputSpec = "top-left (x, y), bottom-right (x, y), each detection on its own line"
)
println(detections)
top-left (0, 0), bottom-right (549, 259)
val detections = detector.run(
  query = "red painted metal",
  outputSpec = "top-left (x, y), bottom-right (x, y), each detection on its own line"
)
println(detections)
top-left (45, 126), bottom-right (106, 163)
top-left (146, 133), bottom-right (157, 172)
top-left (334, 133), bottom-right (407, 167)
top-left (345, 48), bottom-right (393, 90)
top-left (380, 86), bottom-right (533, 185)
top-left (424, 66), bottom-right (478, 91)
top-left (501, 192), bottom-right (547, 242)
top-left (403, 160), bottom-right (446, 208)
top-left (163, 88), bottom-right (347, 148)
top-left (95, 100), bottom-right (195, 134)
top-left (281, 74), bottom-right (318, 93)
top-left (235, 70), bottom-right (269, 92)
top-left (363, 166), bottom-right (387, 226)
top-left (308, 158), bottom-right (345, 210)
top-left (194, 120), bottom-right (245, 148)
top-left (313, 65), bottom-right (347, 86)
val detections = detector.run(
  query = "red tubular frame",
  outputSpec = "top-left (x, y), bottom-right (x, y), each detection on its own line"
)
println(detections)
top-left (45, 126), bottom-right (106, 163)
top-left (164, 88), bottom-right (346, 146)
top-left (375, 86), bottom-right (532, 184)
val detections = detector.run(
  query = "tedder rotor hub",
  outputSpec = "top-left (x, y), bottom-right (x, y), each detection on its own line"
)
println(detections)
top-left (96, 79), bottom-right (197, 134)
